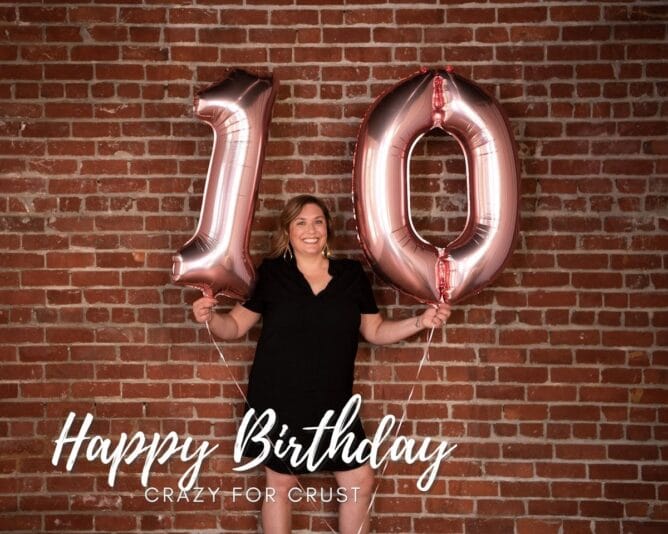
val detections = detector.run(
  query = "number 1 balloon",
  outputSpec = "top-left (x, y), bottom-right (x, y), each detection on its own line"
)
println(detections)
top-left (171, 69), bottom-right (276, 299)
top-left (353, 68), bottom-right (520, 304)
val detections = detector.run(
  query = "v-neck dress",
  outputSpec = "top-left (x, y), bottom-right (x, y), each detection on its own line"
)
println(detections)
top-left (241, 255), bottom-right (378, 474)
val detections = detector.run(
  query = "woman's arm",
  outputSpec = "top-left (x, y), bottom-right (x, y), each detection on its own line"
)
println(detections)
top-left (359, 303), bottom-right (451, 346)
top-left (193, 297), bottom-right (261, 340)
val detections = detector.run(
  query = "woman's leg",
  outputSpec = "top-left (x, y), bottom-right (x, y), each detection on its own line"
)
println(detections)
top-left (262, 467), bottom-right (298, 534)
top-left (333, 463), bottom-right (375, 534)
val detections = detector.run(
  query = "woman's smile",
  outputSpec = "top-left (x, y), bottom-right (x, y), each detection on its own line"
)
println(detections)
top-left (289, 203), bottom-right (328, 257)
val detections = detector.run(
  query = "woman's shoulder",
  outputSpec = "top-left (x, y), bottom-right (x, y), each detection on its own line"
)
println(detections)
top-left (258, 255), bottom-right (369, 276)
top-left (329, 256), bottom-right (368, 275)
top-left (257, 255), bottom-right (285, 272)
top-left (330, 256), bottom-right (361, 266)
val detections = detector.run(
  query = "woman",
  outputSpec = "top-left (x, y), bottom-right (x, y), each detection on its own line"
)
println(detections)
top-left (193, 195), bottom-right (450, 534)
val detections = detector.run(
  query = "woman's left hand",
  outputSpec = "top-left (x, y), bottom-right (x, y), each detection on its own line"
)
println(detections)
top-left (418, 302), bottom-right (452, 329)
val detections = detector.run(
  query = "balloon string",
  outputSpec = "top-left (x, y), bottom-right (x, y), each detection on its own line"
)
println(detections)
top-left (358, 326), bottom-right (436, 534)
top-left (204, 321), bottom-right (338, 534)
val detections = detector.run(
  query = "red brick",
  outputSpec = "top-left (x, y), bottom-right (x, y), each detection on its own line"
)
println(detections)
top-left (0, 4), bottom-right (666, 530)
top-left (271, 9), bottom-right (318, 26)
top-left (396, 9), bottom-right (444, 25)
top-left (71, 45), bottom-right (119, 61)
top-left (119, 7), bottom-right (166, 23)
top-left (551, 5), bottom-right (601, 21)
top-left (499, 7), bottom-right (547, 23)
top-left (19, 6), bottom-right (67, 22)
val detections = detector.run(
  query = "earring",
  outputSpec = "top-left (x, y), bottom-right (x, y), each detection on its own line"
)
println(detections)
top-left (283, 245), bottom-right (293, 261)
top-left (322, 244), bottom-right (330, 258)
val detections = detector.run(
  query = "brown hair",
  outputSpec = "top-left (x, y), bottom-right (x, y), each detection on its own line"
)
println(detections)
top-left (268, 195), bottom-right (334, 258)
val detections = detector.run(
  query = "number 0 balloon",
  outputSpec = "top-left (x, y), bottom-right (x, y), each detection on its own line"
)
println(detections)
top-left (353, 68), bottom-right (520, 304)
top-left (172, 69), bottom-right (276, 299)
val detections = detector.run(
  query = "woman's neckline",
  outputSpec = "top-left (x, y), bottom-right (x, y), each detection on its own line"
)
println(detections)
top-left (294, 256), bottom-right (333, 296)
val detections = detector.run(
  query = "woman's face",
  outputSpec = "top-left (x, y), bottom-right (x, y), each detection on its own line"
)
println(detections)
top-left (288, 203), bottom-right (328, 258)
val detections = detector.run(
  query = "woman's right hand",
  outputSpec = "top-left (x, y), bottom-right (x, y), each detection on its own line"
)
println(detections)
top-left (193, 296), bottom-right (218, 324)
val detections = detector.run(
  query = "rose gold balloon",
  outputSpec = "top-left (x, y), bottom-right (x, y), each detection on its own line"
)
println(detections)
top-left (353, 68), bottom-right (520, 304)
top-left (172, 69), bottom-right (277, 299)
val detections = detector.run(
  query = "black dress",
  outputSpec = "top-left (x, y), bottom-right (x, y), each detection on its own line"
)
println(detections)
top-left (241, 255), bottom-right (379, 474)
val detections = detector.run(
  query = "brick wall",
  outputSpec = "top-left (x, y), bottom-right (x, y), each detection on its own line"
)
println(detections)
top-left (1, 1), bottom-right (667, 532)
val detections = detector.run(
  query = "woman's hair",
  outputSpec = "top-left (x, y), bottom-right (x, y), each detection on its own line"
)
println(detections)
top-left (268, 195), bottom-right (334, 258)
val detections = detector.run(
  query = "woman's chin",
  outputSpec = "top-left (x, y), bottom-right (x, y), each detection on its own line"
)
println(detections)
top-left (295, 246), bottom-right (325, 257)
